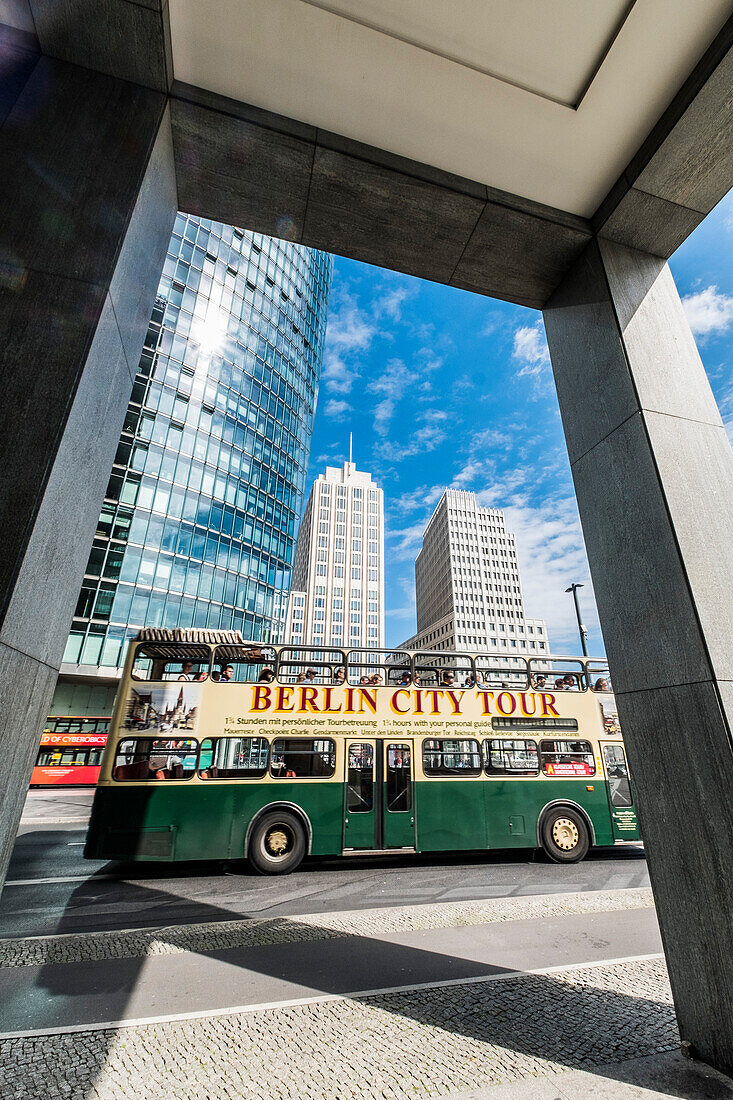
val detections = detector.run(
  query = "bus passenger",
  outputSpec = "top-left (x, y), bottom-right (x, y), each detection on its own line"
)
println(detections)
top-left (334, 666), bottom-right (346, 685)
top-left (554, 677), bottom-right (566, 690)
top-left (593, 677), bottom-right (609, 692)
top-left (296, 668), bottom-right (317, 683)
top-left (440, 670), bottom-right (456, 687)
top-left (562, 673), bottom-right (577, 690)
top-left (532, 674), bottom-right (547, 689)
top-left (398, 670), bottom-right (412, 686)
top-left (258, 667), bottom-right (274, 683)
top-left (178, 661), bottom-right (194, 681)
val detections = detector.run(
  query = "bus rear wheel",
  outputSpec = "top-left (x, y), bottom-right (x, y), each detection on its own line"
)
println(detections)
top-left (540, 807), bottom-right (590, 863)
top-left (248, 811), bottom-right (306, 875)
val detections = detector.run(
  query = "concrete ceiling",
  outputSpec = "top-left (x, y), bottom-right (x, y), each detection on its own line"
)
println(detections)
top-left (169, 0), bottom-right (732, 218)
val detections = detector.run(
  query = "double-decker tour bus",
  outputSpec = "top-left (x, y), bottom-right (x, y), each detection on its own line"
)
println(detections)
top-left (32, 718), bottom-right (110, 787)
top-left (84, 629), bottom-right (640, 873)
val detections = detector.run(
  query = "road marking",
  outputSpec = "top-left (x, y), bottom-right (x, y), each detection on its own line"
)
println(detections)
top-left (3, 875), bottom-right (117, 887)
top-left (20, 818), bottom-right (91, 825)
top-left (0, 952), bottom-right (666, 1040)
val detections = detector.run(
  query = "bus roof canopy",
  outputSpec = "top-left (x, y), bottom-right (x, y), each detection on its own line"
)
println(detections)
top-left (134, 628), bottom-right (246, 646)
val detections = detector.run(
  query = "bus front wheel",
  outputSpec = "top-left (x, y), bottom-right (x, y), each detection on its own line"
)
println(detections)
top-left (248, 811), bottom-right (306, 875)
top-left (540, 807), bottom-right (590, 864)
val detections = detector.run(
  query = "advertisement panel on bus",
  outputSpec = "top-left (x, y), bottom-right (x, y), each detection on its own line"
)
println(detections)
top-left (31, 726), bottom-right (109, 787)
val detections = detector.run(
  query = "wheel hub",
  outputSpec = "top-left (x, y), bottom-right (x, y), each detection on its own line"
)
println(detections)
top-left (266, 827), bottom-right (290, 856)
top-left (552, 817), bottom-right (579, 851)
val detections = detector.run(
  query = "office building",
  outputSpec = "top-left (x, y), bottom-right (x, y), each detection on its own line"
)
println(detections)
top-left (397, 489), bottom-right (549, 661)
top-left (49, 215), bottom-right (333, 728)
top-left (284, 461), bottom-right (384, 650)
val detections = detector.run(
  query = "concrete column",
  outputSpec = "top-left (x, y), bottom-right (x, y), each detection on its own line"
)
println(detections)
top-left (0, 50), bottom-right (177, 890)
top-left (543, 238), bottom-right (733, 1073)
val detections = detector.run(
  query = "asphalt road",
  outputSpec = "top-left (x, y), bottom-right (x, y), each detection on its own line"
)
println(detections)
top-left (0, 790), bottom-right (649, 939)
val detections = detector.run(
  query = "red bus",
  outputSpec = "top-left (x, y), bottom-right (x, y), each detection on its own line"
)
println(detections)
top-left (31, 718), bottom-right (110, 787)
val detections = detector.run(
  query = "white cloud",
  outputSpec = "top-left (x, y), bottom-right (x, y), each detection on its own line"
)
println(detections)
top-left (322, 351), bottom-right (354, 394)
top-left (512, 319), bottom-right (551, 378)
top-left (481, 313), bottom-right (503, 337)
top-left (502, 495), bottom-right (602, 655)
top-left (682, 285), bottom-right (733, 338)
top-left (373, 398), bottom-right (396, 435)
top-left (451, 459), bottom-right (484, 488)
top-left (368, 358), bottom-right (410, 399)
top-left (375, 283), bottom-right (415, 322)
top-left (324, 398), bottom-right (352, 420)
top-left (384, 576), bottom-right (417, 621)
top-left (325, 297), bottom-right (375, 352)
top-left (321, 289), bottom-right (376, 394)
top-left (374, 408), bottom-right (448, 460)
top-left (367, 359), bottom-right (411, 435)
top-left (386, 521), bottom-right (427, 561)
top-left (391, 484), bottom-right (445, 514)
top-left (415, 348), bottom-right (444, 373)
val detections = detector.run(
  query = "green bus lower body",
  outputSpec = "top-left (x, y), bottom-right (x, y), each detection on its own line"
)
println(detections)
top-left (84, 778), bottom-right (639, 863)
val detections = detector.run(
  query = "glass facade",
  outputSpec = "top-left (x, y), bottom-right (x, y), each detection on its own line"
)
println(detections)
top-left (62, 215), bottom-right (333, 671)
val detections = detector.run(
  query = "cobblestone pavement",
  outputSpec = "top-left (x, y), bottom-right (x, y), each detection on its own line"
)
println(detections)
top-left (0, 887), bottom-right (654, 967)
top-left (0, 956), bottom-right (675, 1100)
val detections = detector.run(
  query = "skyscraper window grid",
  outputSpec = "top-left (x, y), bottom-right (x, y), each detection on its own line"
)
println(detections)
top-left (62, 216), bottom-right (333, 673)
top-left (284, 462), bottom-right (385, 651)
top-left (398, 489), bottom-right (549, 661)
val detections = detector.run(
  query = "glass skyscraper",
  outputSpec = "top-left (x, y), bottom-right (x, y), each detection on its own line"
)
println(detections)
top-left (49, 215), bottom-right (332, 725)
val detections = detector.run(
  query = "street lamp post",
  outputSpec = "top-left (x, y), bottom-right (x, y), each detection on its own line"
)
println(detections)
top-left (565, 583), bottom-right (589, 657)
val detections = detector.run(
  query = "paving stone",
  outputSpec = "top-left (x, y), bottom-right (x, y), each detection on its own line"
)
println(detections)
top-left (0, 888), bottom-right (654, 968)
top-left (0, 957), bottom-right (677, 1100)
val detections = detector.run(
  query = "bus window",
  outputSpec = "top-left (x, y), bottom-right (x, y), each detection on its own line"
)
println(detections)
top-left (540, 739), bottom-right (595, 777)
top-left (132, 644), bottom-right (210, 682)
top-left (588, 663), bottom-right (613, 693)
top-left (113, 738), bottom-right (198, 781)
top-left (529, 659), bottom-right (586, 691)
top-left (211, 644), bottom-right (277, 683)
top-left (198, 737), bottom-right (269, 779)
top-left (270, 738), bottom-right (336, 779)
top-left (277, 646), bottom-right (345, 684)
top-left (414, 652), bottom-right (473, 688)
top-left (603, 744), bottom-right (633, 807)
top-left (386, 744), bottom-right (412, 812)
top-left (347, 648), bottom-right (407, 687)
top-left (423, 739), bottom-right (481, 777)
top-left (484, 739), bottom-right (539, 776)
top-left (475, 662), bottom-right (529, 690)
top-left (347, 744), bottom-right (374, 812)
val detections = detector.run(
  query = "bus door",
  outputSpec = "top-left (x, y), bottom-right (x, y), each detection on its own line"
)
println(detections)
top-left (383, 741), bottom-right (415, 849)
top-left (343, 740), bottom-right (416, 851)
top-left (343, 740), bottom-right (377, 850)
top-left (601, 743), bottom-right (640, 840)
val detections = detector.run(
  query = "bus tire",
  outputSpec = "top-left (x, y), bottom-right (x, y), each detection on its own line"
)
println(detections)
top-left (248, 811), bottom-right (306, 875)
top-left (540, 806), bottom-right (590, 864)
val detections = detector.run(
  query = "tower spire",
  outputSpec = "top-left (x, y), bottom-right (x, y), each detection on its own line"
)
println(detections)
top-left (349, 431), bottom-right (353, 465)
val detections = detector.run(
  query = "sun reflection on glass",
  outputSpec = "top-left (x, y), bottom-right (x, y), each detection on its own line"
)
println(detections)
top-left (190, 303), bottom-right (228, 357)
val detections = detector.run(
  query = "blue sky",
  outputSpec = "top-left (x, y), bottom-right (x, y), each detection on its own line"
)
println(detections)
top-left (307, 192), bottom-right (733, 656)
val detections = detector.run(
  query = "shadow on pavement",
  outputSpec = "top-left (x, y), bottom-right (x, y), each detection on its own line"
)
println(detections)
top-left (0, 869), bottom-right (677, 1100)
